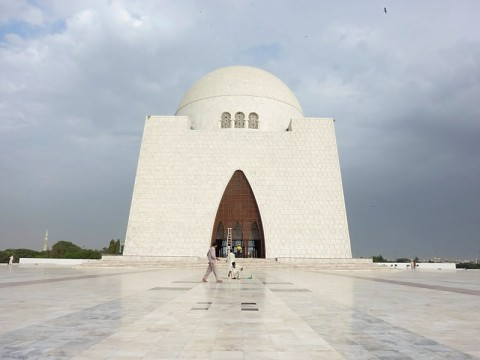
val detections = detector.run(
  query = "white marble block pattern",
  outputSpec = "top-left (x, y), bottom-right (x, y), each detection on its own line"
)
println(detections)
top-left (124, 115), bottom-right (352, 259)
top-left (124, 66), bottom-right (352, 259)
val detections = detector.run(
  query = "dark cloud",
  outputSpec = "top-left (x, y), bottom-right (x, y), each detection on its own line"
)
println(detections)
top-left (1, 1), bottom-right (479, 260)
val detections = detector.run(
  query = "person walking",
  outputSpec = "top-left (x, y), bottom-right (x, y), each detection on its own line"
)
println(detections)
top-left (8, 255), bottom-right (14, 266)
top-left (202, 244), bottom-right (223, 283)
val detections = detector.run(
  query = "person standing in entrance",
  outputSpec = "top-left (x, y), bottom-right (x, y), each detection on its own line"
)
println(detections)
top-left (236, 244), bottom-right (242, 257)
top-left (202, 244), bottom-right (223, 283)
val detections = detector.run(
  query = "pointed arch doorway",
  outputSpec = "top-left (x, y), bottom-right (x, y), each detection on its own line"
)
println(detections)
top-left (211, 170), bottom-right (265, 258)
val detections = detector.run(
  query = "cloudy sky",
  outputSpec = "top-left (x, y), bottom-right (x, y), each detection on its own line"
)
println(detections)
top-left (1, 0), bottom-right (479, 260)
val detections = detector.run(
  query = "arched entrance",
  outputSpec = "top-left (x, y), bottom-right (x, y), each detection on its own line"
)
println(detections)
top-left (211, 170), bottom-right (265, 258)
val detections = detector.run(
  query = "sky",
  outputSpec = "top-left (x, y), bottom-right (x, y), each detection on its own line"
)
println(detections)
top-left (1, 0), bottom-right (479, 260)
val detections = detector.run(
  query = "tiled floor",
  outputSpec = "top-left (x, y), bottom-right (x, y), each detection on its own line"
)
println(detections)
top-left (1, 264), bottom-right (479, 359)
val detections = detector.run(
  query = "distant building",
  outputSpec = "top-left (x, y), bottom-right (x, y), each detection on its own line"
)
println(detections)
top-left (123, 66), bottom-right (352, 259)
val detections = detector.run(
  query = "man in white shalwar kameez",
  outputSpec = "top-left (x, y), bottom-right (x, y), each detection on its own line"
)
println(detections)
top-left (226, 250), bottom-right (236, 278)
top-left (202, 244), bottom-right (223, 283)
top-left (231, 262), bottom-right (243, 279)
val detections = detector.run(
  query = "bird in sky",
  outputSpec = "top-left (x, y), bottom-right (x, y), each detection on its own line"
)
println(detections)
top-left (384, 7), bottom-right (387, 14)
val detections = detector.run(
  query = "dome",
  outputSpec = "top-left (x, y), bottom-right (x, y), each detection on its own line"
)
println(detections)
top-left (175, 66), bottom-right (303, 131)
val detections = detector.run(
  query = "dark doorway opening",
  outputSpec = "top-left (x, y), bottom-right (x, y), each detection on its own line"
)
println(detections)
top-left (248, 222), bottom-right (261, 258)
top-left (214, 222), bottom-right (225, 257)
top-left (211, 170), bottom-right (265, 258)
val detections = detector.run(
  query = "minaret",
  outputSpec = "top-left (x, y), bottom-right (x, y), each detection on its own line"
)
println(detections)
top-left (43, 230), bottom-right (49, 251)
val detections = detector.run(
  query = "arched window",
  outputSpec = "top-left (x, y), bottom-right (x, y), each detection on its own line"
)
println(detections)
top-left (216, 222), bottom-right (225, 241)
top-left (248, 112), bottom-right (259, 129)
top-left (221, 112), bottom-right (231, 128)
top-left (215, 222), bottom-right (226, 256)
top-left (248, 222), bottom-right (261, 258)
top-left (234, 112), bottom-right (245, 128)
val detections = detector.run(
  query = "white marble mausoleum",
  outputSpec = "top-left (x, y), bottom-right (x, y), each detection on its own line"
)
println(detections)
top-left (123, 66), bottom-right (352, 259)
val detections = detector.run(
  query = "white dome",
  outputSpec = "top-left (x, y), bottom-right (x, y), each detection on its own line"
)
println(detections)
top-left (176, 66), bottom-right (303, 131)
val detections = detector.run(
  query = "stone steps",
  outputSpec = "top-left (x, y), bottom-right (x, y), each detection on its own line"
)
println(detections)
top-left (79, 256), bottom-right (385, 271)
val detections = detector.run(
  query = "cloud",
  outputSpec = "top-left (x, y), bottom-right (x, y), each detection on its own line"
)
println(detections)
top-left (1, 1), bottom-right (479, 260)
top-left (241, 43), bottom-right (283, 65)
top-left (0, 0), bottom-right (46, 27)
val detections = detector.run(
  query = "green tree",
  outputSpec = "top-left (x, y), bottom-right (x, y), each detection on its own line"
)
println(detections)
top-left (107, 239), bottom-right (116, 254)
top-left (1, 244), bottom-right (101, 261)
top-left (64, 249), bottom-right (102, 259)
top-left (114, 239), bottom-right (120, 254)
top-left (0, 250), bottom-right (10, 263)
top-left (1, 248), bottom-right (43, 263)
top-left (372, 255), bottom-right (386, 262)
top-left (51, 241), bottom-right (81, 258)
top-left (5, 248), bottom-right (41, 260)
top-left (456, 262), bottom-right (480, 269)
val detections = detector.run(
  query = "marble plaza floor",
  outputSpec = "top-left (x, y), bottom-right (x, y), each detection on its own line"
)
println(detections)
top-left (0, 264), bottom-right (479, 359)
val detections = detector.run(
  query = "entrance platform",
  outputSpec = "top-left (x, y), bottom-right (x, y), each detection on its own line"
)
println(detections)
top-left (1, 264), bottom-right (479, 359)
top-left (94, 256), bottom-right (380, 271)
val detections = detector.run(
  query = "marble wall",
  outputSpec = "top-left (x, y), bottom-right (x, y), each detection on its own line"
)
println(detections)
top-left (123, 115), bottom-right (352, 259)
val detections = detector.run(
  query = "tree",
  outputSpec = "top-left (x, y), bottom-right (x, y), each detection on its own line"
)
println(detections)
top-left (51, 241), bottom-right (81, 258)
top-left (456, 262), bottom-right (480, 269)
top-left (107, 239), bottom-right (116, 254)
top-left (65, 249), bottom-right (101, 259)
top-left (1, 243), bottom-right (101, 260)
top-left (104, 239), bottom-right (122, 255)
top-left (372, 255), bottom-right (386, 262)
top-left (0, 251), bottom-right (11, 263)
top-left (1, 249), bottom-right (41, 262)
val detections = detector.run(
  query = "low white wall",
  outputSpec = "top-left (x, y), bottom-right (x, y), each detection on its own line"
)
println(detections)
top-left (377, 262), bottom-right (456, 270)
top-left (102, 255), bottom-right (203, 262)
top-left (19, 258), bottom-right (98, 265)
top-left (276, 257), bottom-right (372, 264)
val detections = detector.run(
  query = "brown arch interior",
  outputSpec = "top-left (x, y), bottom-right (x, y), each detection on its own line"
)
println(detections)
top-left (211, 170), bottom-right (265, 258)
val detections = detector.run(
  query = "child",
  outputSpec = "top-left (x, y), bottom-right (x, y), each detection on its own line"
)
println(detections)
top-left (226, 250), bottom-right (235, 278)
top-left (231, 262), bottom-right (243, 279)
